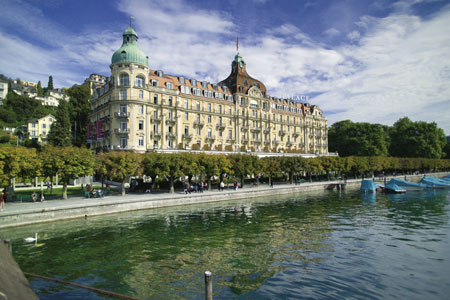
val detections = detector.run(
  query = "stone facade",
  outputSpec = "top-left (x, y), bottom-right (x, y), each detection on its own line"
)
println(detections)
top-left (27, 114), bottom-right (55, 143)
top-left (89, 27), bottom-right (328, 155)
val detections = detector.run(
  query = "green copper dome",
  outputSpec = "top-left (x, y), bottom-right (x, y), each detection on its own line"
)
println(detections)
top-left (111, 26), bottom-right (149, 67)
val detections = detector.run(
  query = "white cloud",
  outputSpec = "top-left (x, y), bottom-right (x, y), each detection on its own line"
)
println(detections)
top-left (324, 28), bottom-right (340, 37)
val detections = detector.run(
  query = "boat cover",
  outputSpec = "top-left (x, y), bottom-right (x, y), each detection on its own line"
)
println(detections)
top-left (419, 177), bottom-right (450, 188)
top-left (361, 180), bottom-right (377, 192)
top-left (385, 182), bottom-right (406, 193)
top-left (388, 178), bottom-right (429, 189)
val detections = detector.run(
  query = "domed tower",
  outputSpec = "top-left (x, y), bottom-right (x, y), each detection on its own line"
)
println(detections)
top-left (110, 26), bottom-right (149, 101)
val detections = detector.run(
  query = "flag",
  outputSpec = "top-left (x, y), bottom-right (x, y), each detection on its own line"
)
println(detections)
top-left (236, 36), bottom-right (239, 52)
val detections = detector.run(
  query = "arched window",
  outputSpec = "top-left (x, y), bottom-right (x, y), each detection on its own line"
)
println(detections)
top-left (135, 75), bottom-right (145, 88)
top-left (119, 73), bottom-right (129, 86)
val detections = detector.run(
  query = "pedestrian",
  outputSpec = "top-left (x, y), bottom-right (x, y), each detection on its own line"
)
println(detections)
top-left (234, 181), bottom-right (238, 190)
top-left (199, 181), bottom-right (204, 193)
top-left (220, 181), bottom-right (225, 191)
top-left (184, 182), bottom-right (188, 194)
top-left (31, 191), bottom-right (37, 203)
top-left (204, 182), bottom-right (208, 191)
top-left (0, 193), bottom-right (4, 211)
top-left (40, 191), bottom-right (45, 203)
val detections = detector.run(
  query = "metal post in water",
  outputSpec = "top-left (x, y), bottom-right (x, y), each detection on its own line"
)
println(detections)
top-left (204, 271), bottom-right (212, 300)
top-left (4, 239), bottom-right (12, 253)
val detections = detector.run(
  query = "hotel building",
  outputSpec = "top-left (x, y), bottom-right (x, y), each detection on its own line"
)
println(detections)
top-left (88, 26), bottom-right (328, 155)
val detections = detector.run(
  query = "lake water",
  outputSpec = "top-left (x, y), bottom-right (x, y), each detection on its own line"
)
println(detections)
top-left (1, 189), bottom-right (449, 299)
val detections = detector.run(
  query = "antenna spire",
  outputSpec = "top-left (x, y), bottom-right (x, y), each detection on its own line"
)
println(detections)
top-left (130, 15), bottom-right (135, 27)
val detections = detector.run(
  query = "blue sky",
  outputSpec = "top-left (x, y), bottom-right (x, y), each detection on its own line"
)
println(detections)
top-left (1, 0), bottom-right (450, 134)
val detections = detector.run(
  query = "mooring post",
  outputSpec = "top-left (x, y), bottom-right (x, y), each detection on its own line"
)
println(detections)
top-left (204, 271), bottom-right (212, 300)
top-left (4, 239), bottom-right (12, 253)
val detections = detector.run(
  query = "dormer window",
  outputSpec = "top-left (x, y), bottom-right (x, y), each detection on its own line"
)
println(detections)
top-left (152, 80), bottom-right (158, 87)
top-left (166, 82), bottom-right (172, 89)
top-left (157, 70), bottom-right (163, 77)
top-left (202, 81), bottom-right (208, 88)
top-left (179, 77), bottom-right (185, 84)
top-left (191, 79), bottom-right (196, 86)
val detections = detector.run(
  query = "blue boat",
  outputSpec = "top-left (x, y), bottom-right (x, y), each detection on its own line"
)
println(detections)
top-left (387, 178), bottom-right (429, 190)
top-left (360, 180), bottom-right (378, 192)
top-left (384, 181), bottom-right (406, 193)
top-left (418, 176), bottom-right (450, 188)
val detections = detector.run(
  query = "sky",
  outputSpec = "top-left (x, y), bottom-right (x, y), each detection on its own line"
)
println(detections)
top-left (1, 0), bottom-right (450, 134)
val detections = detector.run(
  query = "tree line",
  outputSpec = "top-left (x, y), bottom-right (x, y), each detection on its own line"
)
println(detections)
top-left (1, 147), bottom-right (449, 199)
top-left (329, 118), bottom-right (448, 159)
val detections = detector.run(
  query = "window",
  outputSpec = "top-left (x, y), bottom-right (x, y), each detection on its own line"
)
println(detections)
top-left (208, 128), bottom-right (212, 138)
top-left (119, 73), bottom-right (129, 86)
top-left (166, 82), bottom-right (172, 89)
top-left (138, 136), bottom-right (144, 146)
top-left (208, 115), bottom-right (211, 123)
top-left (42, 124), bottom-right (46, 128)
top-left (169, 110), bottom-right (173, 120)
top-left (208, 103), bottom-right (212, 112)
top-left (168, 125), bottom-right (173, 133)
top-left (120, 120), bottom-right (127, 130)
top-left (168, 96), bottom-right (173, 106)
top-left (185, 100), bottom-right (188, 109)
top-left (184, 126), bottom-right (189, 135)
top-left (219, 129), bottom-right (222, 137)
top-left (219, 105), bottom-right (222, 114)
top-left (229, 118), bottom-right (232, 125)
top-left (157, 70), bottom-right (163, 77)
top-left (229, 107), bottom-right (232, 115)
top-left (139, 105), bottom-right (144, 114)
top-left (152, 80), bottom-right (158, 87)
top-left (135, 75), bottom-right (145, 87)
top-left (191, 79), bottom-right (196, 86)
top-left (49, 118), bottom-right (53, 122)
top-left (228, 130), bottom-right (232, 139)
top-left (196, 102), bottom-right (200, 110)
top-left (43, 131), bottom-right (46, 135)
top-left (219, 117), bottom-right (222, 125)
top-left (153, 94), bottom-right (158, 104)
top-left (168, 139), bottom-right (173, 149)
top-left (153, 110), bottom-right (158, 119)
top-left (185, 112), bottom-right (189, 120)
top-left (138, 120), bottom-right (144, 130)
top-left (120, 137), bottom-right (127, 148)
top-left (241, 97), bottom-right (245, 106)
top-left (138, 90), bottom-right (144, 99)
top-left (120, 89), bottom-right (127, 100)
top-left (153, 124), bottom-right (158, 133)
top-left (197, 127), bottom-right (201, 135)
top-left (242, 109), bottom-right (245, 116)
top-left (120, 104), bottom-right (127, 113)
top-left (179, 76), bottom-right (185, 84)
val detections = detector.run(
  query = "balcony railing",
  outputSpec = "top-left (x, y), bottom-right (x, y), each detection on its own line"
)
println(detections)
top-left (263, 129), bottom-right (270, 134)
top-left (279, 130), bottom-right (286, 136)
top-left (194, 120), bottom-right (205, 127)
top-left (216, 123), bottom-right (226, 129)
top-left (166, 118), bottom-right (176, 124)
top-left (241, 125), bottom-right (249, 131)
top-left (167, 132), bottom-right (176, 138)
top-left (292, 132), bottom-right (299, 137)
top-left (114, 111), bottom-right (130, 118)
top-left (183, 134), bottom-right (193, 139)
top-left (151, 116), bottom-right (162, 122)
top-left (114, 128), bottom-right (129, 134)
top-left (251, 128), bottom-right (261, 132)
top-left (152, 132), bottom-right (162, 138)
top-left (206, 135), bottom-right (216, 141)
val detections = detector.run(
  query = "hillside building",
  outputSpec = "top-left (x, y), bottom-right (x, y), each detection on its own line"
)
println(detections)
top-left (27, 114), bottom-right (55, 143)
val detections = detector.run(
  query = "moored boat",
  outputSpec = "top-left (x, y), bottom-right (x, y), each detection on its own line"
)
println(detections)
top-left (387, 178), bottom-right (429, 191)
top-left (418, 176), bottom-right (450, 188)
top-left (383, 181), bottom-right (406, 193)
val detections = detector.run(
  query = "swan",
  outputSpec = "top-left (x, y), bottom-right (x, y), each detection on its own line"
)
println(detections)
top-left (24, 233), bottom-right (37, 243)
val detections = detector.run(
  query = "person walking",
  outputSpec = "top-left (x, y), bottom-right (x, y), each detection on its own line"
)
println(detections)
top-left (40, 191), bottom-right (45, 203)
top-left (220, 181), bottom-right (225, 191)
top-left (31, 191), bottom-right (37, 203)
top-left (0, 193), bottom-right (4, 211)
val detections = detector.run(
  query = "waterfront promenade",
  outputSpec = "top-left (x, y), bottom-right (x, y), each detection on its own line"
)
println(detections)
top-left (0, 173), bottom-right (447, 229)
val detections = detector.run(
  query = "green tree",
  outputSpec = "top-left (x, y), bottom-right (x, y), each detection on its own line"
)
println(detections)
top-left (47, 99), bottom-right (72, 147)
top-left (67, 84), bottom-right (91, 146)
top-left (47, 76), bottom-right (54, 90)
top-left (54, 147), bottom-right (95, 200)
top-left (97, 151), bottom-right (143, 196)
top-left (328, 120), bottom-right (390, 156)
top-left (279, 156), bottom-right (306, 184)
top-left (261, 157), bottom-right (281, 186)
top-left (37, 81), bottom-right (44, 96)
top-left (389, 117), bottom-right (447, 158)
top-left (229, 154), bottom-right (260, 187)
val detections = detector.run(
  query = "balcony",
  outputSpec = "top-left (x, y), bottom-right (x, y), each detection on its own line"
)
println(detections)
top-left (167, 132), bottom-right (177, 138)
top-left (263, 129), bottom-right (270, 134)
top-left (151, 116), bottom-right (162, 122)
top-left (152, 132), bottom-right (162, 138)
top-left (292, 132), bottom-right (299, 137)
top-left (252, 139), bottom-right (262, 143)
top-left (166, 118), bottom-right (177, 124)
top-left (206, 135), bottom-right (216, 141)
top-left (226, 138), bottom-right (235, 143)
top-left (114, 111), bottom-right (130, 118)
top-left (194, 120), bottom-right (205, 127)
top-left (279, 130), bottom-right (286, 136)
top-left (100, 115), bottom-right (111, 122)
top-left (264, 140), bottom-right (270, 145)
top-left (241, 125), bottom-right (249, 131)
top-left (113, 145), bottom-right (127, 150)
top-left (251, 128), bottom-right (261, 132)
top-left (286, 141), bottom-right (294, 147)
top-left (273, 140), bottom-right (280, 145)
top-left (216, 123), bottom-right (226, 130)
top-left (242, 137), bottom-right (249, 143)
top-left (114, 128), bottom-right (129, 134)
top-left (183, 134), bottom-right (193, 139)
